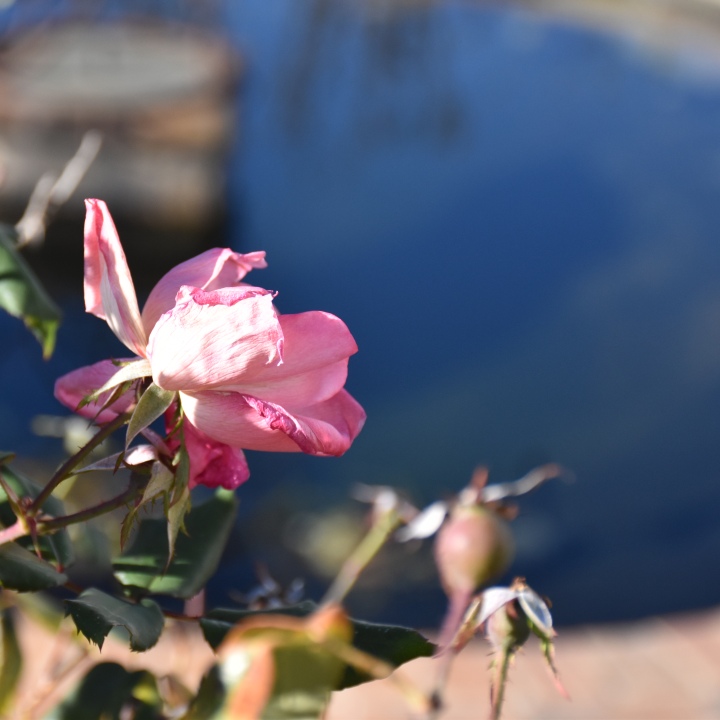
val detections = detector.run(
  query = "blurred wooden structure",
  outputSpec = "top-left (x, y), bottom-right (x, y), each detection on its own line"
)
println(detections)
top-left (0, 20), bottom-right (240, 264)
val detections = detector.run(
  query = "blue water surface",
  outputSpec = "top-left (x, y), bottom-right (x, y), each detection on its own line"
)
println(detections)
top-left (3, 0), bottom-right (720, 627)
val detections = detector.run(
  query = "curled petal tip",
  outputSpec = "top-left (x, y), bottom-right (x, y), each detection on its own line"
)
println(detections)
top-left (83, 199), bottom-right (147, 355)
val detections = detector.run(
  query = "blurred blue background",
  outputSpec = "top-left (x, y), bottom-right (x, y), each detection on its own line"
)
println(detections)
top-left (2, 0), bottom-right (720, 628)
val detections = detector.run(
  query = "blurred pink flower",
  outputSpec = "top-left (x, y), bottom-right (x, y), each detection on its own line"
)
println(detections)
top-left (55, 199), bottom-right (366, 489)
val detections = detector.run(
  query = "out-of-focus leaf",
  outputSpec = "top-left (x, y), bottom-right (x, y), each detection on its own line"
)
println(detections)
top-left (64, 588), bottom-right (164, 651)
top-left (200, 601), bottom-right (434, 691)
top-left (45, 662), bottom-right (163, 720)
top-left (340, 619), bottom-right (435, 688)
top-left (126, 383), bottom-right (176, 448)
top-left (200, 602), bottom-right (318, 651)
top-left (0, 223), bottom-right (61, 358)
top-left (114, 489), bottom-right (237, 599)
top-left (0, 610), bottom-right (21, 714)
top-left (0, 453), bottom-right (14, 467)
top-left (0, 543), bottom-right (67, 591)
top-left (180, 665), bottom-right (225, 720)
top-left (212, 606), bottom-right (353, 720)
top-left (0, 465), bottom-right (73, 568)
top-left (263, 643), bottom-right (340, 719)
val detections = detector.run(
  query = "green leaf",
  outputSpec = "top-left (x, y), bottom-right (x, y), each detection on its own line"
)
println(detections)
top-left (142, 461), bottom-right (174, 504)
top-left (181, 666), bottom-right (225, 720)
top-left (0, 453), bottom-right (15, 467)
top-left (0, 543), bottom-right (67, 591)
top-left (0, 223), bottom-right (61, 358)
top-left (113, 489), bottom-right (238, 599)
top-left (172, 440), bottom-right (190, 500)
top-left (64, 588), bottom-right (164, 651)
top-left (0, 610), bottom-right (21, 714)
top-left (126, 383), bottom-right (176, 448)
top-left (0, 465), bottom-right (74, 568)
top-left (340, 619), bottom-right (435, 688)
top-left (200, 602), bottom-right (318, 651)
top-left (119, 505), bottom-right (141, 552)
top-left (264, 644), bottom-right (341, 719)
top-left (166, 486), bottom-right (191, 565)
top-left (0, 472), bottom-right (24, 522)
top-left (79, 358), bottom-right (152, 409)
top-left (45, 662), bottom-right (163, 720)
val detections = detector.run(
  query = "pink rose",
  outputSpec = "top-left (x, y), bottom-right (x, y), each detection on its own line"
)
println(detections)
top-left (55, 200), bottom-right (366, 489)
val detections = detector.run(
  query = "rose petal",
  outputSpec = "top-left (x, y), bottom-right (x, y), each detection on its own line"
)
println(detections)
top-left (219, 311), bottom-right (358, 407)
top-left (54, 359), bottom-right (136, 423)
top-left (83, 199), bottom-right (147, 355)
top-left (182, 419), bottom-right (250, 490)
top-left (147, 286), bottom-right (283, 392)
top-left (180, 388), bottom-right (366, 456)
top-left (141, 249), bottom-right (268, 332)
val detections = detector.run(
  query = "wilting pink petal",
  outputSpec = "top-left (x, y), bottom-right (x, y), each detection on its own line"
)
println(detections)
top-left (54, 359), bottom-right (136, 423)
top-left (180, 388), bottom-right (366, 456)
top-left (141, 249), bottom-right (268, 332)
top-left (83, 199), bottom-right (147, 356)
top-left (147, 286), bottom-right (283, 392)
top-left (218, 311), bottom-right (357, 407)
top-left (181, 419), bottom-right (250, 490)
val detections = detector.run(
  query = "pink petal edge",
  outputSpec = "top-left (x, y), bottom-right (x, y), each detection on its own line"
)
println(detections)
top-left (141, 248), bottom-right (268, 333)
top-left (180, 388), bottom-right (366, 456)
top-left (54, 358), bottom-right (137, 424)
top-left (83, 199), bottom-right (147, 355)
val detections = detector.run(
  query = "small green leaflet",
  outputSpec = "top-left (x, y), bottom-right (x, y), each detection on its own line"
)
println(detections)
top-left (0, 224), bottom-right (61, 358)
top-left (126, 383), bottom-right (176, 448)
top-left (64, 588), bottom-right (164, 651)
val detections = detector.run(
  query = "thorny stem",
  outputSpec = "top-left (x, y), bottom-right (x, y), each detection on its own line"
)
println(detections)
top-left (321, 508), bottom-right (400, 605)
top-left (425, 653), bottom-right (453, 720)
top-left (0, 519), bottom-right (28, 545)
top-left (0, 471), bottom-right (141, 548)
top-left (428, 592), bottom-right (486, 717)
top-left (39, 478), bottom-right (144, 533)
top-left (31, 412), bottom-right (131, 512)
top-left (490, 649), bottom-right (512, 720)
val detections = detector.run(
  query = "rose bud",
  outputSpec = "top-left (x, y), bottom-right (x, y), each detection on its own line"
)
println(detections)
top-left (434, 504), bottom-right (514, 651)
top-left (434, 504), bottom-right (514, 598)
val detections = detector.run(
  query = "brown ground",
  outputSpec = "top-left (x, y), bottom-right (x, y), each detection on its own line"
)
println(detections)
top-left (9, 604), bottom-right (720, 719)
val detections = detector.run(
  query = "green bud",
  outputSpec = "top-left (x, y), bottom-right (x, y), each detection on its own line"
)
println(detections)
top-left (486, 599), bottom-right (531, 653)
